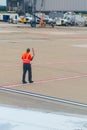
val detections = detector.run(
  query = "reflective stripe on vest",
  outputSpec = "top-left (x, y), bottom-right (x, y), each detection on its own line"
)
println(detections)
top-left (23, 54), bottom-right (30, 64)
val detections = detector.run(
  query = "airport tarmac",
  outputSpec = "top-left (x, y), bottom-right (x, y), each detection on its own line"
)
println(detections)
top-left (0, 22), bottom-right (87, 115)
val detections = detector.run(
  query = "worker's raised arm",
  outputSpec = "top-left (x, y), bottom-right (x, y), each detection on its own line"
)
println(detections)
top-left (32, 48), bottom-right (35, 58)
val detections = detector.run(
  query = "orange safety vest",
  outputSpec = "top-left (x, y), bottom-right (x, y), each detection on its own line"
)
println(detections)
top-left (22, 52), bottom-right (32, 64)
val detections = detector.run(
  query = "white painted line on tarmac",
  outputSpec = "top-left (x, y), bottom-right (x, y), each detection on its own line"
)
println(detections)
top-left (72, 44), bottom-right (87, 48)
top-left (0, 86), bottom-right (87, 108)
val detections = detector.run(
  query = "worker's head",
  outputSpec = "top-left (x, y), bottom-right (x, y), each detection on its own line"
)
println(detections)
top-left (26, 48), bottom-right (30, 52)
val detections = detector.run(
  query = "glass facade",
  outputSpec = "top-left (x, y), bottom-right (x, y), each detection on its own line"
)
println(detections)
top-left (7, 0), bottom-right (37, 15)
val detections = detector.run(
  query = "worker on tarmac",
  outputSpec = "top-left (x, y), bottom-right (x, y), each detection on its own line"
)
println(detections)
top-left (21, 48), bottom-right (34, 84)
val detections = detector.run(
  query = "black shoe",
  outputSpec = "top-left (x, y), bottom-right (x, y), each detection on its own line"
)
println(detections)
top-left (22, 81), bottom-right (27, 84)
top-left (29, 81), bottom-right (34, 83)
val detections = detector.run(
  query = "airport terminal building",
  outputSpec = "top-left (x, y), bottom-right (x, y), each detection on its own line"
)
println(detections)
top-left (6, 0), bottom-right (87, 14)
top-left (36, 0), bottom-right (87, 12)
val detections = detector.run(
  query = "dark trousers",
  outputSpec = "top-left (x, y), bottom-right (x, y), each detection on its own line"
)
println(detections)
top-left (22, 63), bottom-right (32, 82)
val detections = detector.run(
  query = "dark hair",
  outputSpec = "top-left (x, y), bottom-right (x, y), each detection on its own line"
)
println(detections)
top-left (27, 48), bottom-right (30, 52)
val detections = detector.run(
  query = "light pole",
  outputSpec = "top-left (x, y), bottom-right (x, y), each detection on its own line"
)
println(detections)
top-left (32, 0), bottom-right (37, 27)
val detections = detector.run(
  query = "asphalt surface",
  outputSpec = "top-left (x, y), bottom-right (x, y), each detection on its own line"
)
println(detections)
top-left (0, 22), bottom-right (87, 115)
